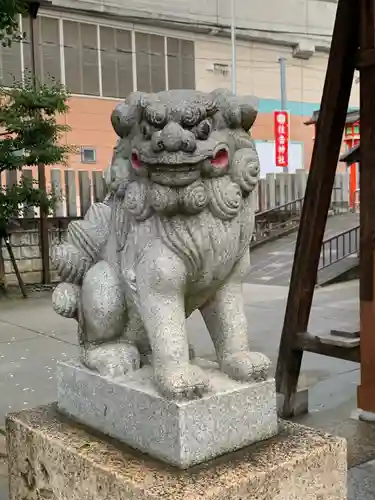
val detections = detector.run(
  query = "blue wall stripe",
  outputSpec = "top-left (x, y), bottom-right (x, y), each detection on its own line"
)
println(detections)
top-left (257, 98), bottom-right (319, 117)
top-left (258, 98), bottom-right (360, 118)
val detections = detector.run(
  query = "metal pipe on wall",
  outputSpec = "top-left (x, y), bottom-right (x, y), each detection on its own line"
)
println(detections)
top-left (231, 0), bottom-right (237, 94)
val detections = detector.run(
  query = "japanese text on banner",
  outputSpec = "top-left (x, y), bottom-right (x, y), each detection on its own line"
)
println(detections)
top-left (273, 111), bottom-right (289, 167)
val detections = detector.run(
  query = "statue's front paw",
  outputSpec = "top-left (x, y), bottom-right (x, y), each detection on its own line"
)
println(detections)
top-left (84, 343), bottom-right (140, 379)
top-left (221, 351), bottom-right (271, 382)
top-left (155, 363), bottom-right (209, 400)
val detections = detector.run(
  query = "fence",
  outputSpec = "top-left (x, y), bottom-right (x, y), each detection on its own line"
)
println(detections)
top-left (0, 167), bottom-right (352, 287)
top-left (1, 167), bottom-right (351, 217)
top-left (0, 167), bottom-right (107, 287)
top-left (255, 169), bottom-right (350, 212)
top-left (0, 167), bottom-right (107, 219)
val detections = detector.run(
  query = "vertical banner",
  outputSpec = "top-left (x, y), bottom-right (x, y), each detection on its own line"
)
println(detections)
top-left (274, 110), bottom-right (290, 167)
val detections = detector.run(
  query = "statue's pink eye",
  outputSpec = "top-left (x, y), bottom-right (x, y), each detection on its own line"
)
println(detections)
top-left (210, 149), bottom-right (229, 168)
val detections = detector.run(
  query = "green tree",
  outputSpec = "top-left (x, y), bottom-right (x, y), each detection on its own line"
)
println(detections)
top-left (0, 76), bottom-right (74, 232)
top-left (0, 0), bottom-right (27, 47)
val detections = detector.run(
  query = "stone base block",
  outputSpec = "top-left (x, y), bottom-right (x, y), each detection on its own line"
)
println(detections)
top-left (6, 405), bottom-right (347, 500)
top-left (56, 358), bottom-right (278, 468)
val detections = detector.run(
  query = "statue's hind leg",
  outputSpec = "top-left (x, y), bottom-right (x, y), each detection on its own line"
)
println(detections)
top-left (79, 261), bottom-right (141, 378)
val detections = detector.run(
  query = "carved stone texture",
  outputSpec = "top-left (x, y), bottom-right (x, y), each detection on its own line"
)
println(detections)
top-left (51, 88), bottom-right (266, 401)
top-left (57, 358), bottom-right (278, 468)
top-left (7, 406), bottom-right (347, 500)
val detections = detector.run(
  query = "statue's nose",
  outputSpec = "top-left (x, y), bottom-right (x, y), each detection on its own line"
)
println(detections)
top-left (159, 122), bottom-right (196, 153)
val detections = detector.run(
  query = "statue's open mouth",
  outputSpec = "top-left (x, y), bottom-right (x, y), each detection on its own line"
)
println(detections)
top-left (130, 147), bottom-right (229, 186)
top-left (210, 148), bottom-right (229, 168)
top-left (131, 147), bottom-right (229, 170)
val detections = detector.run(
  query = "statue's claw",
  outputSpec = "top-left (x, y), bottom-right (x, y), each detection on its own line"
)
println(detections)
top-left (220, 351), bottom-right (271, 382)
top-left (83, 342), bottom-right (141, 379)
top-left (154, 363), bottom-right (210, 400)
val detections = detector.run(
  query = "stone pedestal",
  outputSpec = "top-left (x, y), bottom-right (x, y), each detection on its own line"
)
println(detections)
top-left (56, 358), bottom-right (278, 468)
top-left (6, 405), bottom-right (347, 500)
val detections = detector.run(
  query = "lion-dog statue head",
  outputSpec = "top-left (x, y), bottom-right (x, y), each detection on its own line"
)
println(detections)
top-left (106, 88), bottom-right (260, 221)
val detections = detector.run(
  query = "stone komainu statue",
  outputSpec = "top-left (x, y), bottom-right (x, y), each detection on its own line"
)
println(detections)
top-left (51, 88), bottom-right (270, 400)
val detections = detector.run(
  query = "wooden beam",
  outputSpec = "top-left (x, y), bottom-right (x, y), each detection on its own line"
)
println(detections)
top-left (275, 0), bottom-right (359, 418)
top-left (357, 0), bottom-right (375, 414)
top-left (294, 332), bottom-right (360, 363)
top-left (357, 48), bottom-right (375, 69)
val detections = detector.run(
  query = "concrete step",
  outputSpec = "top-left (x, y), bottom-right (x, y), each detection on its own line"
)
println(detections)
top-left (317, 255), bottom-right (359, 287)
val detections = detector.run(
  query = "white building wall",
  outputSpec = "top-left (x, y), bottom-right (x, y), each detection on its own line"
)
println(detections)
top-left (42, 0), bottom-right (359, 109)
top-left (194, 36), bottom-right (359, 107)
top-left (51, 0), bottom-right (337, 43)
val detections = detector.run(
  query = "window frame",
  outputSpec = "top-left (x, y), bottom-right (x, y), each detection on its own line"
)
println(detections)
top-left (80, 147), bottom-right (97, 164)
top-left (0, 13), bottom-right (196, 97)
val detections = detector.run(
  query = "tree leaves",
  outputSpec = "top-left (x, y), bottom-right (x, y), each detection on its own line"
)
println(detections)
top-left (0, 0), bottom-right (27, 47)
top-left (0, 74), bottom-right (76, 224)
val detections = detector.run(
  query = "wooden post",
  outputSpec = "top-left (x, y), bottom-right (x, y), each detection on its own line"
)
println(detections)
top-left (275, 0), bottom-right (359, 417)
top-left (22, 169), bottom-right (35, 218)
top-left (78, 171), bottom-right (91, 217)
top-left (357, 0), bottom-right (375, 413)
top-left (93, 171), bottom-right (106, 203)
top-left (51, 169), bottom-right (64, 217)
top-left (64, 170), bottom-right (77, 217)
top-left (266, 173), bottom-right (276, 208)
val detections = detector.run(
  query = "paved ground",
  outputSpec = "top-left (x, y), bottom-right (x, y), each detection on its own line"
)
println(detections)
top-left (247, 211), bottom-right (359, 286)
top-left (0, 278), bottom-right (373, 498)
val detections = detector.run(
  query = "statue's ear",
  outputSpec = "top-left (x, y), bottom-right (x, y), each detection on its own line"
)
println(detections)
top-left (110, 92), bottom-right (148, 138)
top-left (236, 95), bottom-right (258, 131)
top-left (111, 102), bottom-right (136, 138)
top-left (210, 88), bottom-right (233, 108)
top-left (210, 89), bottom-right (258, 131)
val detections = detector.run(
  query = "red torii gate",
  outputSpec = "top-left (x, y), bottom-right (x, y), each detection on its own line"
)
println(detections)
top-left (305, 109), bottom-right (360, 209)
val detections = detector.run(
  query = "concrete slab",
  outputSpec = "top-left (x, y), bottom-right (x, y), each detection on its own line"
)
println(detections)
top-left (0, 323), bottom-right (40, 344)
top-left (0, 294), bottom-right (77, 343)
top-left (348, 460), bottom-right (375, 500)
top-left (0, 336), bottom-right (77, 424)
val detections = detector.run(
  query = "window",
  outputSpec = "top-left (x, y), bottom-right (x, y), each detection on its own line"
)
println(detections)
top-left (0, 14), bottom-right (22, 86)
top-left (100, 26), bottom-right (133, 98)
top-left (135, 33), bottom-right (165, 93)
top-left (64, 20), bottom-right (99, 95)
top-left (167, 38), bottom-right (195, 90)
top-left (81, 147), bottom-right (96, 164)
top-left (0, 42), bottom-right (22, 86)
top-left (23, 16), bottom-right (61, 83)
top-left (8, 17), bottom-right (196, 96)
